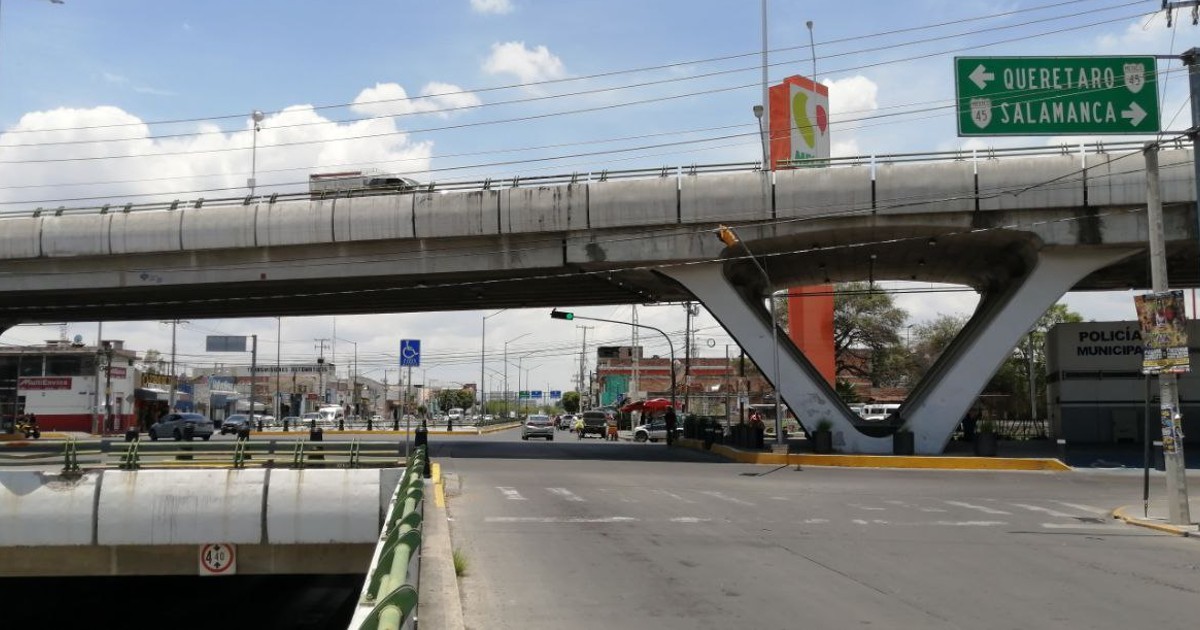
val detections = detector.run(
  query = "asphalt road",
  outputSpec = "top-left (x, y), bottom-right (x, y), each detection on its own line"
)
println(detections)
top-left (437, 427), bottom-right (1200, 630)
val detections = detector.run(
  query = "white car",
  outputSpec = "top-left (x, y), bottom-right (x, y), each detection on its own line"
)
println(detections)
top-left (521, 414), bottom-right (555, 440)
top-left (633, 418), bottom-right (682, 443)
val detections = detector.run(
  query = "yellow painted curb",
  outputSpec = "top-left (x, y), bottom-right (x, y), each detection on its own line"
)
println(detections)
top-left (680, 438), bottom-right (1070, 471)
top-left (432, 462), bottom-right (446, 508)
top-left (1112, 506), bottom-right (1195, 537)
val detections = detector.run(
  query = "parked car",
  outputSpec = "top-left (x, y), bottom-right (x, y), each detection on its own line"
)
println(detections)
top-left (149, 413), bottom-right (214, 441)
top-left (220, 414), bottom-right (254, 435)
top-left (633, 418), bottom-right (684, 443)
top-left (521, 414), bottom-right (555, 440)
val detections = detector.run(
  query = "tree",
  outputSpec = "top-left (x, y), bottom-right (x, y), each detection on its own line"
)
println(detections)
top-left (435, 388), bottom-right (476, 414)
top-left (834, 282), bottom-right (909, 386)
top-left (986, 303), bottom-right (1083, 420)
top-left (909, 314), bottom-right (969, 378)
top-left (562, 391), bottom-right (581, 413)
top-left (141, 349), bottom-right (166, 375)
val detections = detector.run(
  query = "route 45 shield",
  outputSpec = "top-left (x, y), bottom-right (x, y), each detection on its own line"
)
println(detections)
top-left (1124, 63), bottom-right (1145, 93)
top-left (970, 97), bottom-right (992, 129)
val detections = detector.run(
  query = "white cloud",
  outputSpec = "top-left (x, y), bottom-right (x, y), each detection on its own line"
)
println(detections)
top-left (482, 41), bottom-right (566, 84)
top-left (351, 82), bottom-right (481, 119)
top-left (471, 0), bottom-right (514, 14)
top-left (101, 72), bottom-right (128, 85)
top-left (824, 75), bottom-right (878, 120)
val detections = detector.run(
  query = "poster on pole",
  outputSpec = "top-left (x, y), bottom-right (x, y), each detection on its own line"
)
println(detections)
top-left (1133, 290), bottom-right (1189, 374)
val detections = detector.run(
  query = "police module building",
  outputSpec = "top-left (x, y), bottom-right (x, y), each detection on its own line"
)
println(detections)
top-left (1047, 321), bottom-right (1200, 445)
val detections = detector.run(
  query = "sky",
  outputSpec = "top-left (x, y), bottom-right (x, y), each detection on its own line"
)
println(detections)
top-left (0, 0), bottom-right (1195, 395)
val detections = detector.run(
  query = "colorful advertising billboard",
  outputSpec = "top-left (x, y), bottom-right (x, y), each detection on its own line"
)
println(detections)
top-left (769, 75), bottom-right (830, 169)
top-left (1133, 289), bottom-right (1190, 374)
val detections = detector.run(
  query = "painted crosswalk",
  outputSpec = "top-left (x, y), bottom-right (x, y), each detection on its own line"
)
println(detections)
top-left (479, 485), bottom-right (1130, 532)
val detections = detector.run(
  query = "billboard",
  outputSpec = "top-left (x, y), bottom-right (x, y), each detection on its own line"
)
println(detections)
top-left (769, 74), bottom-right (830, 169)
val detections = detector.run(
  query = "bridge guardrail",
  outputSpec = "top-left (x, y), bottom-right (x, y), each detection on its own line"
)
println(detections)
top-left (352, 446), bottom-right (427, 630)
top-left (15, 139), bottom-right (1192, 218)
top-left (0, 437), bottom-right (407, 470)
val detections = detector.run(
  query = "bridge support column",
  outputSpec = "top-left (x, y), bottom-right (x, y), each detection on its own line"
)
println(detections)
top-left (902, 247), bottom-right (1138, 453)
top-left (660, 262), bottom-right (885, 453)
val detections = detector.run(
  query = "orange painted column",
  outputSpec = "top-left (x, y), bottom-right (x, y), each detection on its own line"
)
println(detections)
top-left (787, 285), bottom-right (836, 386)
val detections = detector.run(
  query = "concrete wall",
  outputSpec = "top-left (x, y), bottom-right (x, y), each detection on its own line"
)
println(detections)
top-left (0, 468), bottom-right (404, 562)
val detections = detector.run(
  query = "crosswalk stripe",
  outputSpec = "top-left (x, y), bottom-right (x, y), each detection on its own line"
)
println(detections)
top-left (1010, 503), bottom-right (1077, 518)
top-left (653, 489), bottom-right (697, 504)
top-left (699, 490), bottom-right (755, 506)
top-left (1052, 501), bottom-right (1108, 515)
top-left (945, 500), bottom-right (1010, 515)
top-left (547, 487), bottom-right (584, 502)
top-left (496, 486), bottom-right (527, 501)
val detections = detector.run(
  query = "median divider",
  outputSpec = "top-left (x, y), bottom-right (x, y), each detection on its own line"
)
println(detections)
top-left (677, 438), bottom-right (1071, 471)
top-left (352, 446), bottom-right (428, 630)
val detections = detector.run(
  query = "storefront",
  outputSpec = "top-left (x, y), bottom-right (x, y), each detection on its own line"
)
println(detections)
top-left (0, 341), bottom-right (137, 432)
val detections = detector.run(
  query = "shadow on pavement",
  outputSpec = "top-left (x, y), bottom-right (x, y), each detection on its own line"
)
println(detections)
top-left (427, 437), bottom-right (732, 463)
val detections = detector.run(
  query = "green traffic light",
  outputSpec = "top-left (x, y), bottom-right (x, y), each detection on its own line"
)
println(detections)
top-left (551, 309), bottom-right (574, 320)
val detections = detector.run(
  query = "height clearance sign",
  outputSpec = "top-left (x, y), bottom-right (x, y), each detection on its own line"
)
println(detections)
top-left (955, 56), bottom-right (1159, 136)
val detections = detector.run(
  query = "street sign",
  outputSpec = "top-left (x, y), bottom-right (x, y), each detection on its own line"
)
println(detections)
top-left (519, 390), bottom-right (530, 398)
top-left (400, 339), bottom-right (421, 367)
top-left (955, 56), bottom-right (1159, 136)
top-left (199, 543), bottom-right (236, 576)
top-left (549, 390), bottom-right (562, 398)
top-left (205, 336), bottom-right (247, 352)
top-left (531, 390), bottom-right (543, 398)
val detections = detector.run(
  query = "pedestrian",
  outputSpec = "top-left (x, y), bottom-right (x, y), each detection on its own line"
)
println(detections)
top-left (607, 417), bottom-right (619, 441)
top-left (961, 409), bottom-right (978, 442)
top-left (664, 406), bottom-right (677, 445)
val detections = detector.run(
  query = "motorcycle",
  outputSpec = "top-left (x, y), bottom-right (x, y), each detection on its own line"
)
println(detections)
top-left (14, 418), bottom-right (40, 439)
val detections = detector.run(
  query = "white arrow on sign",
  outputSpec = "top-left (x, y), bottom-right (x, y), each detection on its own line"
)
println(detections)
top-left (1122, 101), bottom-right (1147, 127)
top-left (969, 64), bottom-right (994, 90)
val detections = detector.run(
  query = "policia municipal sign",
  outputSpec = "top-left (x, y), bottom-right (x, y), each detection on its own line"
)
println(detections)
top-left (955, 56), bottom-right (1160, 136)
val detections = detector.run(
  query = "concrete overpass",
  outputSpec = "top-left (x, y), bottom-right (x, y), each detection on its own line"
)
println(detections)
top-left (0, 142), bottom-right (1194, 453)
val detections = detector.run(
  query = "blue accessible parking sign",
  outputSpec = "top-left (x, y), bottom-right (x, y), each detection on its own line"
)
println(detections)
top-left (400, 339), bottom-right (421, 367)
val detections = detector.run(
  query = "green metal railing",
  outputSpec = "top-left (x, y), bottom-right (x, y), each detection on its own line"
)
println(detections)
top-left (0, 437), bottom-right (409, 471)
top-left (353, 446), bottom-right (427, 630)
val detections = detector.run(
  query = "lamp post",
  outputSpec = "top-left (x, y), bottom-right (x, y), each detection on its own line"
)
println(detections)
top-left (480, 309), bottom-right (506, 416)
top-left (716, 225), bottom-right (784, 446)
top-left (248, 109), bottom-right (264, 197)
top-left (504, 332), bottom-right (530, 422)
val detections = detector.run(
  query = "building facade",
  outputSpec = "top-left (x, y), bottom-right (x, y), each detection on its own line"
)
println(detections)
top-left (0, 339), bottom-right (138, 433)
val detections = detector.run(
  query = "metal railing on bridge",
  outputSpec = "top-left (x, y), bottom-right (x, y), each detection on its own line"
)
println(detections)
top-left (351, 446), bottom-right (427, 630)
top-left (0, 436), bottom-right (410, 474)
top-left (13, 139), bottom-right (1191, 219)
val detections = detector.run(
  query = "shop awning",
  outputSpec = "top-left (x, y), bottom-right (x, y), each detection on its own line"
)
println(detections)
top-left (134, 387), bottom-right (170, 401)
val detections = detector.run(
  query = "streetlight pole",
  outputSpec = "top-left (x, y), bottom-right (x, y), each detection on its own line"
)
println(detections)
top-left (481, 309), bottom-right (506, 417)
top-left (248, 110), bottom-right (264, 197)
top-left (715, 225), bottom-right (784, 447)
top-left (504, 332), bottom-right (530, 422)
top-left (759, 0), bottom-right (769, 169)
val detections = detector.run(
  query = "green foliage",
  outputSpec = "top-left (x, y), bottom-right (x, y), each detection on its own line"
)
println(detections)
top-left (983, 302), bottom-right (1083, 419)
top-left (816, 419), bottom-right (833, 432)
top-left (834, 282), bottom-right (909, 386)
top-left (435, 388), bottom-right (477, 414)
top-left (452, 548), bottom-right (469, 577)
top-left (561, 391), bottom-right (581, 413)
top-left (835, 379), bottom-right (859, 403)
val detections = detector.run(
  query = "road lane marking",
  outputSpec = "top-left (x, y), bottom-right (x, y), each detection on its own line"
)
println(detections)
top-left (920, 508), bottom-right (948, 513)
top-left (929, 520), bottom-right (1008, 527)
top-left (945, 500), bottom-right (1011, 515)
top-left (1040, 523), bottom-right (1118, 530)
top-left (653, 489), bottom-right (697, 504)
top-left (852, 519), bottom-right (870, 525)
top-left (496, 486), bottom-right (527, 501)
top-left (1010, 503), bottom-right (1076, 518)
top-left (484, 516), bottom-right (637, 524)
top-left (1052, 501), bottom-right (1107, 515)
top-left (849, 504), bottom-right (886, 511)
top-left (699, 491), bottom-right (755, 506)
top-left (547, 487), bottom-right (584, 502)
top-left (802, 518), bottom-right (830, 524)
top-left (670, 517), bottom-right (713, 523)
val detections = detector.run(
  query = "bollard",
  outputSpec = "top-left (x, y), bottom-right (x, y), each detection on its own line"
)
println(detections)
top-left (367, 416), bottom-right (373, 431)
top-left (338, 418), bottom-right (344, 431)
top-left (183, 425), bottom-right (195, 441)
top-left (415, 421), bottom-right (431, 478)
top-left (257, 419), bottom-right (263, 431)
top-left (283, 418), bottom-right (289, 432)
top-left (238, 427), bottom-right (251, 440)
top-left (393, 416), bottom-right (399, 432)
top-left (125, 427), bottom-right (139, 442)
top-left (310, 426), bottom-right (323, 442)
top-left (1056, 438), bottom-right (1067, 464)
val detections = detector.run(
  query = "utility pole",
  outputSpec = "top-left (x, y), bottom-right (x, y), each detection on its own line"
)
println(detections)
top-left (576, 325), bottom-right (594, 407)
top-left (275, 317), bottom-right (281, 419)
top-left (314, 338), bottom-right (329, 406)
top-left (167, 319), bottom-right (178, 411)
top-left (630, 305), bottom-right (640, 401)
top-left (1144, 143), bottom-right (1191, 525)
top-left (684, 302), bottom-right (695, 413)
top-left (250, 334), bottom-right (258, 420)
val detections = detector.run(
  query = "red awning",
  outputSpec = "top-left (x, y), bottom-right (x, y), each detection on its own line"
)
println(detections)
top-left (619, 398), bottom-right (674, 414)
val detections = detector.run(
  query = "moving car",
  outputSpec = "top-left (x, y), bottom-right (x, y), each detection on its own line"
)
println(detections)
top-left (220, 414), bottom-right (254, 435)
top-left (521, 414), bottom-right (555, 440)
top-left (558, 414), bottom-right (576, 430)
top-left (149, 413), bottom-right (214, 441)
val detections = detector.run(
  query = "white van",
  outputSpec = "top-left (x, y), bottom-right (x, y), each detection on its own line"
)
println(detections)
top-left (316, 405), bottom-right (345, 427)
top-left (861, 403), bottom-right (901, 422)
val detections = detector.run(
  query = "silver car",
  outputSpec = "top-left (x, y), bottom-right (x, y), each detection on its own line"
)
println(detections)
top-left (521, 414), bottom-right (555, 440)
top-left (149, 413), bottom-right (215, 441)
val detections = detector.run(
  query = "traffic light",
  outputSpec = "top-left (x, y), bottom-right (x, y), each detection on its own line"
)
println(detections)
top-left (550, 309), bottom-right (574, 320)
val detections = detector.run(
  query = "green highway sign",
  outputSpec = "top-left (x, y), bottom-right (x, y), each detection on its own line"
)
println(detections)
top-left (955, 56), bottom-right (1160, 136)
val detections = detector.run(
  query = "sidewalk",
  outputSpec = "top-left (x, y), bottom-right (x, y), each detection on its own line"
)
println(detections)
top-left (1112, 499), bottom-right (1200, 538)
